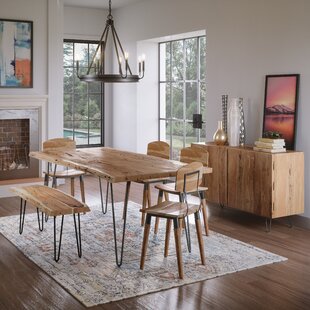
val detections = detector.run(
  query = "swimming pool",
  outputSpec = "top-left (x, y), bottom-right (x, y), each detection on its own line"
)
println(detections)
top-left (63, 129), bottom-right (101, 145)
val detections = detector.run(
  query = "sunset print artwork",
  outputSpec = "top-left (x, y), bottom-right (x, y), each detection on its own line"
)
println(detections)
top-left (0, 19), bottom-right (33, 88)
top-left (263, 74), bottom-right (299, 150)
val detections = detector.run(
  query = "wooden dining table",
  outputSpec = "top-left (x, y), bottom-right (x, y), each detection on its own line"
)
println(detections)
top-left (30, 147), bottom-right (212, 266)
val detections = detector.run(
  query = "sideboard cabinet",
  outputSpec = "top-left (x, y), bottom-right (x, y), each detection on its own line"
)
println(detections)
top-left (192, 143), bottom-right (304, 219)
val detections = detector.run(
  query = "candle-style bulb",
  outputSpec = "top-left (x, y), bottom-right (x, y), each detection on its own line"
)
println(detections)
top-left (141, 54), bottom-right (145, 72)
top-left (125, 52), bottom-right (129, 60)
top-left (138, 56), bottom-right (142, 74)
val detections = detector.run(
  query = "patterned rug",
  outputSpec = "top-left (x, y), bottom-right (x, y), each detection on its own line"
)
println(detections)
top-left (0, 201), bottom-right (287, 307)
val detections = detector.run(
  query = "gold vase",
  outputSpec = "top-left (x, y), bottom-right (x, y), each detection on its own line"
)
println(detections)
top-left (213, 121), bottom-right (227, 145)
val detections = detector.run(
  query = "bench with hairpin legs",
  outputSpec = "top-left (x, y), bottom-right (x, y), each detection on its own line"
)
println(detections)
top-left (11, 185), bottom-right (90, 262)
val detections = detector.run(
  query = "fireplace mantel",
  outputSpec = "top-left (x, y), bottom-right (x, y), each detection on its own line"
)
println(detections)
top-left (0, 95), bottom-right (47, 144)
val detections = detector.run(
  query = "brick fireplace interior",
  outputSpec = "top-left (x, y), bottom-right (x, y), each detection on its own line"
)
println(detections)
top-left (0, 119), bottom-right (30, 172)
top-left (0, 109), bottom-right (39, 181)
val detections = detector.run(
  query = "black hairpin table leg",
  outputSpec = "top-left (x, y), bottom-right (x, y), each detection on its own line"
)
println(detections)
top-left (19, 199), bottom-right (27, 235)
top-left (110, 181), bottom-right (131, 267)
top-left (37, 208), bottom-right (44, 231)
top-left (99, 177), bottom-right (109, 215)
top-left (73, 213), bottom-right (82, 257)
top-left (54, 215), bottom-right (64, 262)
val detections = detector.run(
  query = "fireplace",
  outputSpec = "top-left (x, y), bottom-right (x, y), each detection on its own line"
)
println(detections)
top-left (0, 109), bottom-right (39, 180)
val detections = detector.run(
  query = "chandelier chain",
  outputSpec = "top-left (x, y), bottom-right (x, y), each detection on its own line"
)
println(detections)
top-left (108, 0), bottom-right (112, 18)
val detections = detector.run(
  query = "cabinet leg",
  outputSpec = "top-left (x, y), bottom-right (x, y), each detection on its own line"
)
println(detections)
top-left (265, 218), bottom-right (272, 232)
top-left (285, 217), bottom-right (293, 228)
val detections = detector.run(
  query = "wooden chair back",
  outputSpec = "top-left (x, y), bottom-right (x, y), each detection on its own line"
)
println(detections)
top-left (43, 138), bottom-right (76, 152)
top-left (147, 141), bottom-right (170, 159)
top-left (175, 162), bottom-right (203, 193)
top-left (180, 147), bottom-right (209, 167)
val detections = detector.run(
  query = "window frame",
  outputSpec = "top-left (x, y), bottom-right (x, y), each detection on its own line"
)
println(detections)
top-left (63, 39), bottom-right (104, 148)
top-left (158, 35), bottom-right (206, 159)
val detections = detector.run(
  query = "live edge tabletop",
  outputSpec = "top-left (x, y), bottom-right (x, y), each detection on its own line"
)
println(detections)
top-left (30, 147), bottom-right (212, 183)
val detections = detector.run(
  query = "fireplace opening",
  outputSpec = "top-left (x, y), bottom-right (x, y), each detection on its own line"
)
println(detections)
top-left (0, 119), bottom-right (30, 171)
top-left (0, 108), bottom-right (39, 181)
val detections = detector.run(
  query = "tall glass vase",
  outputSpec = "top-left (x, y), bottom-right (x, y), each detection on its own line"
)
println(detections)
top-left (238, 98), bottom-right (246, 146)
top-left (221, 95), bottom-right (228, 134)
top-left (228, 98), bottom-right (241, 147)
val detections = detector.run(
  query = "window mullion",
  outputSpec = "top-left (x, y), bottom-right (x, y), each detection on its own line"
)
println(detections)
top-left (169, 42), bottom-right (173, 158)
top-left (72, 42), bottom-right (76, 142)
top-left (197, 37), bottom-right (201, 142)
top-left (87, 43), bottom-right (90, 145)
top-left (183, 39), bottom-right (186, 149)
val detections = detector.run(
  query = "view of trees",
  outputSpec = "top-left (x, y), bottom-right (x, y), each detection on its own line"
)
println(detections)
top-left (63, 41), bottom-right (103, 145)
top-left (159, 36), bottom-right (206, 159)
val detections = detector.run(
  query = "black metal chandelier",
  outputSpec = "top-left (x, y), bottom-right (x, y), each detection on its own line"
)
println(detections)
top-left (77, 0), bottom-right (145, 83)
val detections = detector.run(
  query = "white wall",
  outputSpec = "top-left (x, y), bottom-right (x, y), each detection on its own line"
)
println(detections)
top-left (0, 0), bottom-right (64, 140)
top-left (0, 0), bottom-right (48, 95)
top-left (113, 0), bottom-right (310, 217)
top-left (63, 6), bottom-right (113, 147)
top-left (136, 40), bottom-right (158, 154)
top-left (48, 0), bottom-right (64, 139)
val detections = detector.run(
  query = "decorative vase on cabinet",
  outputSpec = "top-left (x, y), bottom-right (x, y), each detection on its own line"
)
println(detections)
top-left (213, 120), bottom-right (227, 145)
top-left (228, 98), bottom-right (241, 146)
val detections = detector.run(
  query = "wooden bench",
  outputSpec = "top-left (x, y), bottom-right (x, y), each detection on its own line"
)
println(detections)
top-left (11, 185), bottom-right (90, 262)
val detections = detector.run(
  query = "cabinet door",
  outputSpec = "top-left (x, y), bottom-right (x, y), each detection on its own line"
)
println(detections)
top-left (228, 148), bottom-right (256, 213)
top-left (228, 148), bottom-right (273, 217)
top-left (273, 152), bottom-right (304, 218)
top-left (253, 152), bottom-right (273, 218)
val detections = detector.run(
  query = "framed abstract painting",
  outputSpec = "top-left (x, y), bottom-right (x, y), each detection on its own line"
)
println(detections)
top-left (0, 19), bottom-right (33, 88)
top-left (262, 74), bottom-right (300, 150)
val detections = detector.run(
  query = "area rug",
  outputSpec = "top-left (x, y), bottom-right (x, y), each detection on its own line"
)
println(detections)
top-left (0, 201), bottom-right (287, 307)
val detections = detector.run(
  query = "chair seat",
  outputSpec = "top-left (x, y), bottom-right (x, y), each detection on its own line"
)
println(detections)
top-left (141, 200), bottom-right (200, 219)
top-left (155, 183), bottom-right (208, 195)
top-left (44, 169), bottom-right (85, 178)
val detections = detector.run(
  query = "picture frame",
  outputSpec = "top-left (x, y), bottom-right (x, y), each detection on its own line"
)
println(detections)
top-left (0, 18), bottom-right (33, 88)
top-left (262, 74), bottom-right (300, 150)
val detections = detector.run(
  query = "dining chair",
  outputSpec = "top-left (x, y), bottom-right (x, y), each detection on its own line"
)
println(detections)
top-left (43, 138), bottom-right (86, 202)
top-left (140, 162), bottom-right (206, 279)
top-left (154, 147), bottom-right (209, 235)
top-left (139, 141), bottom-right (170, 226)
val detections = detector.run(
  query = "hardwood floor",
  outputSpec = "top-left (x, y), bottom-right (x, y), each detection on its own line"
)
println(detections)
top-left (0, 176), bottom-right (309, 309)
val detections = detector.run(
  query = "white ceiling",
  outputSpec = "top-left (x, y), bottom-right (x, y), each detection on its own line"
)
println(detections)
top-left (63, 0), bottom-right (143, 9)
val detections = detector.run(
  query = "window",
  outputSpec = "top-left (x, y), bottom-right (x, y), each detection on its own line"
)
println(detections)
top-left (63, 40), bottom-right (104, 146)
top-left (159, 36), bottom-right (206, 159)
